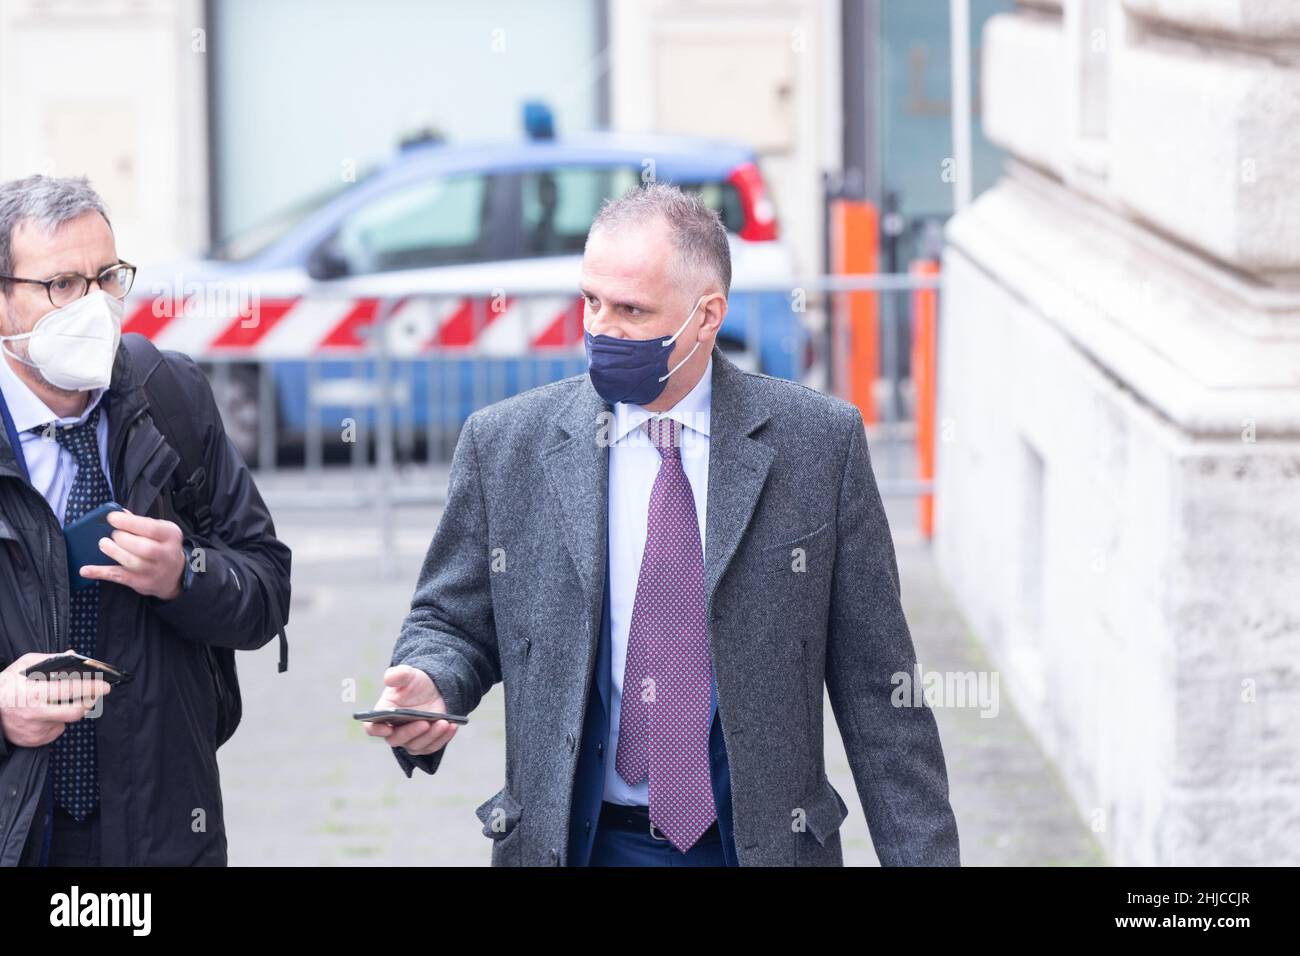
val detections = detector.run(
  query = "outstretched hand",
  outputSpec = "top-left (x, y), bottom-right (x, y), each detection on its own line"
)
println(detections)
top-left (365, 664), bottom-right (459, 756)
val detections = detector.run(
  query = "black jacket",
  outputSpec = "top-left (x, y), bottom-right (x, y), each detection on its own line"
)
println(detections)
top-left (0, 343), bottom-right (291, 865)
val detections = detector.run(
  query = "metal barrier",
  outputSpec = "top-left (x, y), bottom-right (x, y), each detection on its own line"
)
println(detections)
top-left (182, 271), bottom-right (939, 565)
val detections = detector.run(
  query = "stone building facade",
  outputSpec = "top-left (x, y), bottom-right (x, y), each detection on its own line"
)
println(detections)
top-left (937, 0), bottom-right (1300, 865)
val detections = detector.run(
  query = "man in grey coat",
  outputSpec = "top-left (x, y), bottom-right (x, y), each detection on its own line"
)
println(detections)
top-left (367, 183), bottom-right (959, 866)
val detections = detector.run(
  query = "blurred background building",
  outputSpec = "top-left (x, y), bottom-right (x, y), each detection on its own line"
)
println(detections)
top-left (0, 0), bottom-right (1009, 273)
top-left (0, 0), bottom-right (1011, 470)
top-left (939, 0), bottom-right (1300, 865)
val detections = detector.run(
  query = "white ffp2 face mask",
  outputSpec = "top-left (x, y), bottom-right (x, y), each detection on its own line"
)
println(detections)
top-left (0, 289), bottom-right (123, 391)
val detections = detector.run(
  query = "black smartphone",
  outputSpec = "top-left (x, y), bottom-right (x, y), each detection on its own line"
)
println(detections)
top-left (23, 652), bottom-right (132, 686)
top-left (64, 500), bottom-right (124, 590)
top-left (353, 708), bottom-right (468, 726)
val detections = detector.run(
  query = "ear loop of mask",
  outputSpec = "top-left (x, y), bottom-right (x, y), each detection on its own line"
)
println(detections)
top-left (658, 294), bottom-right (709, 382)
top-left (0, 331), bottom-right (36, 368)
top-left (1, 297), bottom-right (64, 367)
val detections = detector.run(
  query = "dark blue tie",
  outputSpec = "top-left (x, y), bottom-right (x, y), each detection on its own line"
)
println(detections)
top-left (47, 404), bottom-right (109, 820)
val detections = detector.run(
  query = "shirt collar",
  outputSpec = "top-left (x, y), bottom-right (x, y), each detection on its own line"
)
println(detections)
top-left (612, 354), bottom-right (712, 445)
top-left (0, 352), bottom-right (107, 433)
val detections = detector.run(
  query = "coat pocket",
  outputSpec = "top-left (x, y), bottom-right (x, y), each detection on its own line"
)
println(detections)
top-left (761, 522), bottom-right (831, 575)
top-left (474, 785), bottom-right (524, 841)
top-left (801, 774), bottom-right (849, 847)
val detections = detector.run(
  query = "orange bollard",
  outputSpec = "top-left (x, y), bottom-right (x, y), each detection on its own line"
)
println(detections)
top-left (830, 199), bottom-right (879, 424)
top-left (911, 259), bottom-right (940, 540)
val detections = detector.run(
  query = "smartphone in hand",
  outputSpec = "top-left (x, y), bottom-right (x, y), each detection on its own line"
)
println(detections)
top-left (24, 651), bottom-right (132, 686)
top-left (353, 708), bottom-right (468, 726)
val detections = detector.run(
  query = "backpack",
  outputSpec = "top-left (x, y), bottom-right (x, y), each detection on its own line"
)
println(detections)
top-left (122, 334), bottom-right (288, 748)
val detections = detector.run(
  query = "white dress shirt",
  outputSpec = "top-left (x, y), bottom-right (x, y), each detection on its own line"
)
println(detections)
top-left (0, 353), bottom-right (112, 521)
top-left (604, 355), bottom-right (714, 806)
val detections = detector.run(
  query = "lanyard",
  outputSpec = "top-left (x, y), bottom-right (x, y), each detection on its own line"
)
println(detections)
top-left (0, 382), bottom-right (31, 484)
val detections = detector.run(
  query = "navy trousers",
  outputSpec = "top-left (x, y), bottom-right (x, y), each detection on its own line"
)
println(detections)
top-left (589, 809), bottom-right (730, 866)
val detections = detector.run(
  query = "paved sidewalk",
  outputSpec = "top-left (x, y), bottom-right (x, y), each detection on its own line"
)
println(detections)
top-left (219, 479), bottom-right (1105, 866)
top-left (880, 501), bottom-right (1107, 867)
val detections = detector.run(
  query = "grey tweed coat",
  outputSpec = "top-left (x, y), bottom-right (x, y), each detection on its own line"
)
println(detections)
top-left (389, 346), bottom-right (960, 866)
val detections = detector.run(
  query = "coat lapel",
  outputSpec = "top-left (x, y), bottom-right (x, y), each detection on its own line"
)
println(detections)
top-left (705, 347), bottom-right (774, 607)
top-left (540, 346), bottom-right (773, 653)
top-left (541, 373), bottom-right (611, 642)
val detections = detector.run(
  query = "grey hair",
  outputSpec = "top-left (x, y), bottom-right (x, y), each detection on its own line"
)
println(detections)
top-left (587, 181), bottom-right (731, 297)
top-left (0, 174), bottom-right (111, 294)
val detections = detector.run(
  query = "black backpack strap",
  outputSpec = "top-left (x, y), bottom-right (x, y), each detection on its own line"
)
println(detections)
top-left (122, 334), bottom-right (288, 673)
top-left (123, 335), bottom-right (213, 536)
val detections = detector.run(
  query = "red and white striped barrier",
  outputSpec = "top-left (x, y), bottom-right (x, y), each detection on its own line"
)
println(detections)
top-left (122, 294), bottom-right (587, 359)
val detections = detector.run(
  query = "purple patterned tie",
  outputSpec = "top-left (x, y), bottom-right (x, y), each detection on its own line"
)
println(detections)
top-left (615, 416), bottom-right (716, 853)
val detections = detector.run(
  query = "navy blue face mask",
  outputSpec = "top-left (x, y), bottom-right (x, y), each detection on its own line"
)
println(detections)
top-left (583, 294), bottom-right (707, 406)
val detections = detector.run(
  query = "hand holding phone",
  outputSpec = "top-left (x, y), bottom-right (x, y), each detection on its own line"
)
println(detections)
top-left (363, 665), bottom-right (462, 756)
top-left (1, 653), bottom-right (113, 748)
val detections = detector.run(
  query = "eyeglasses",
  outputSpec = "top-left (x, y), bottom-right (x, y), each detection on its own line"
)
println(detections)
top-left (0, 260), bottom-right (136, 308)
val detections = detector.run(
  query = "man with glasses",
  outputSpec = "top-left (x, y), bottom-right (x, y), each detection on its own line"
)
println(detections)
top-left (0, 174), bottom-right (291, 866)
top-left (2, 260), bottom-right (136, 305)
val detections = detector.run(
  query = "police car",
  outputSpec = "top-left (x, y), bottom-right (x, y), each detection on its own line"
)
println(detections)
top-left (128, 108), bottom-right (805, 462)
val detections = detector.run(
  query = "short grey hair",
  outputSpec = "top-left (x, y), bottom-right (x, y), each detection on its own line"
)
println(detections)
top-left (0, 174), bottom-right (111, 294)
top-left (588, 181), bottom-right (731, 297)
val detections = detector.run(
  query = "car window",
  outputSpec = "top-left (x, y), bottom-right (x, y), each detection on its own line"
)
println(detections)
top-left (336, 173), bottom-right (494, 272)
top-left (211, 172), bottom-right (372, 262)
top-left (676, 180), bottom-right (746, 234)
top-left (520, 167), bottom-right (640, 256)
top-left (520, 167), bottom-right (746, 258)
